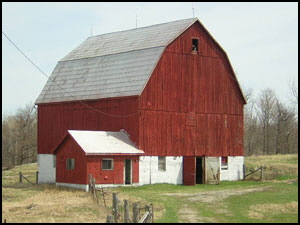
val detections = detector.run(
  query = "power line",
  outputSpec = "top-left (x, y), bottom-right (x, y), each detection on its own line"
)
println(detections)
top-left (2, 30), bottom-right (139, 118)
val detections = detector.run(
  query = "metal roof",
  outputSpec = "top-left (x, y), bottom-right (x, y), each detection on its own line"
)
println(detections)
top-left (68, 130), bottom-right (144, 155)
top-left (35, 18), bottom-right (197, 104)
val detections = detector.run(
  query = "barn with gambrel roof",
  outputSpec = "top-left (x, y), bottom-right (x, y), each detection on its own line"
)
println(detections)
top-left (35, 18), bottom-right (246, 190)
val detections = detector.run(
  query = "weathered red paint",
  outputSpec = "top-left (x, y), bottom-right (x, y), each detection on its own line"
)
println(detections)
top-left (55, 136), bottom-right (87, 184)
top-left (54, 134), bottom-right (139, 185)
top-left (38, 96), bottom-right (139, 155)
top-left (139, 22), bottom-right (245, 157)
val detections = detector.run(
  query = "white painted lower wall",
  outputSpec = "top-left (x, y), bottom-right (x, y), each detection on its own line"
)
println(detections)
top-left (220, 156), bottom-right (244, 181)
top-left (139, 156), bottom-right (183, 185)
top-left (56, 182), bottom-right (89, 192)
top-left (37, 154), bottom-right (56, 184)
top-left (38, 154), bottom-right (243, 188)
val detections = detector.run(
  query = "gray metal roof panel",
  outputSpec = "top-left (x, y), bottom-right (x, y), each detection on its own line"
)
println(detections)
top-left (60, 18), bottom-right (197, 61)
top-left (35, 46), bottom-right (165, 104)
top-left (35, 18), bottom-right (198, 104)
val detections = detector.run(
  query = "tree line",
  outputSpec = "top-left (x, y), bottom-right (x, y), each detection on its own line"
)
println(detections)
top-left (244, 82), bottom-right (298, 156)
top-left (2, 103), bottom-right (37, 167)
top-left (2, 83), bottom-right (298, 166)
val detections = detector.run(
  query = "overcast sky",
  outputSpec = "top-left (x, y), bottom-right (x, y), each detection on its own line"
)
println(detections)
top-left (2, 2), bottom-right (298, 116)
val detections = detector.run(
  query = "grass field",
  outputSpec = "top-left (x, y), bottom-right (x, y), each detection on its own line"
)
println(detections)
top-left (2, 154), bottom-right (298, 223)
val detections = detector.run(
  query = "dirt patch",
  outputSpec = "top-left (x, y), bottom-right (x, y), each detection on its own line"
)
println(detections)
top-left (178, 204), bottom-right (217, 223)
top-left (268, 178), bottom-right (298, 184)
top-left (248, 201), bottom-right (298, 219)
top-left (163, 186), bottom-right (272, 223)
top-left (162, 186), bottom-right (271, 203)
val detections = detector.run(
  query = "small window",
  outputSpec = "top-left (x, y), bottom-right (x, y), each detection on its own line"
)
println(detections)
top-left (221, 157), bottom-right (228, 170)
top-left (102, 159), bottom-right (114, 170)
top-left (158, 157), bottom-right (166, 172)
top-left (192, 39), bottom-right (199, 53)
top-left (66, 158), bottom-right (75, 170)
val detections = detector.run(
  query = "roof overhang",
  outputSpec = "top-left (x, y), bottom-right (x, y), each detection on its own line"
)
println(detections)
top-left (52, 130), bottom-right (144, 155)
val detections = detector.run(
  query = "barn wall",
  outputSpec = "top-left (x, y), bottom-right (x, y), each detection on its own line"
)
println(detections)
top-left (139, 22), bottom-right (244, 157)
top-left (38, 96), bottom-right (139, 155)
top-left (55, 136), bottom-right (87, 184)
top-left (220, 156), bottom-right (244, 181)
top-left (37, 154), bottom-right (56, 183)
top-left (86, 155), bottom-right (139, 185)
top-left (139, 156), bottom-right (183, 185)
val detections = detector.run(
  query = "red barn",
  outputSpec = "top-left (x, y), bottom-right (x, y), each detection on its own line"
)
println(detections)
top-left (35, 18), bottom-right (246, 190)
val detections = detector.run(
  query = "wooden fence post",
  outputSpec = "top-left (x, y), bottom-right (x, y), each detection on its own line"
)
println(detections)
top-left (145, 205), bottom-right (151, 223)
top-left (133, 202), bottom-right (139, 223)
top-left (112, 193), bottom-right (119, 223)
top-left (89, 174), bottom-right (93, 193)
top-left (150, 204), bottom-right (154, 223)
top-left (124, 200), bottom-right (130, 223)
top-left (19, 172), bottom-right (22, 183)
top-left (36, 171), bottom-right (39, 184)
top-left (101, 187), bottom-right (107, 208)
top-left (93, 178), bottom-right (99, 203)
top-left (106, 215), bottom-right (114, 223)
top-left (260, 166), bottom-right (264, 181)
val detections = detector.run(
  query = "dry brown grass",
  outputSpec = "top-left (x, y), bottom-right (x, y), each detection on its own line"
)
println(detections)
top-left (248, 202), bottom-right (298, 219)
top-left (245, 154), bottom-right (298, 181)
top-left (2, 186), bottom-right (110, 223)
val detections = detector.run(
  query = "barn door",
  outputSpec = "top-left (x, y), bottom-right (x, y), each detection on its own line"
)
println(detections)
top-left (183, 156), bottom-right (196, 185)
top-left (205, 157), bottom-right (220, 184)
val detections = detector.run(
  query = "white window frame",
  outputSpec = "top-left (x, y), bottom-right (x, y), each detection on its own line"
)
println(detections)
top-left (158, 156), bottom-right (166, 172)
top-left (221, 156), bottom-right (228, 170)
top-left (102, 158), bottom-right (114, 170)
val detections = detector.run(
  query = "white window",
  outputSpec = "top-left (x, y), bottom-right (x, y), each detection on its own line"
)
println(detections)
top-left (158, 157), bottom-right (166, 172)
top-left (221, 156), bottom-right (228, 170)
top-left (102, 159), bottom-right (114, 170)
top-left (66, 158), bottom-right (75, 170)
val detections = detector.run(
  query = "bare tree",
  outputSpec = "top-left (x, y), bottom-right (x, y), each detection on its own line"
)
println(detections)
top-left (274, 100), bottom-right (295, 154)
top-left (256, 89), bottom-right (277, 155)
top-left (2, 103), bottom-right (37, 166)
top-left (244, 88), bottom-right (259, 155)
top-left (289, 78), bottom-right (298, 104)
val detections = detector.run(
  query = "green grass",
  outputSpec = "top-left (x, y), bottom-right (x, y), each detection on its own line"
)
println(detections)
top-left (112, 154), bottom-right (298, 223)
top-left (112, 180), bottom-right (298, 223)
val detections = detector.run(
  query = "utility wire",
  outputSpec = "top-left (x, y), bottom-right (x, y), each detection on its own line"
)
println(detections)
top-left (2, 30), bottom-right (139, 118)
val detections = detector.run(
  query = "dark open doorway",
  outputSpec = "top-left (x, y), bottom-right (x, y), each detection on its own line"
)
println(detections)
top-left (125, 159), bottom-right (132, 185)
top-left (196, 157), bottom-right (203, 184)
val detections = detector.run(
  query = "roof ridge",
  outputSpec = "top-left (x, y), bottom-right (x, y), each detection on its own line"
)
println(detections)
top-left (59, 46), bottom-right (165, 62)
top-left (88, 17), bottom-right (197, 39)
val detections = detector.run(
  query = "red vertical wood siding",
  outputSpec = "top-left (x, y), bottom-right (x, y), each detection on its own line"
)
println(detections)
top-left (39, 21), bottom-right (244, 162)
top-left (55, 135), bottom-right (139, 185)
top-left (139, 22), bottom-right (245, 157)
top-left (38, 96), bottom-right (139, 155)
top-left (86, 156), bottom-right (139, 185)
top-left (55, 136), bottom-right (87, 184)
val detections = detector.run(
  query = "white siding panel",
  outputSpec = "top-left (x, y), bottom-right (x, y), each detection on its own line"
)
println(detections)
top-left (139, 156), bottom-right (183, 185)
top-left (38, 154), bottom-right (56, 184)
top-left (220, 156), bottom-right (244, 181)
